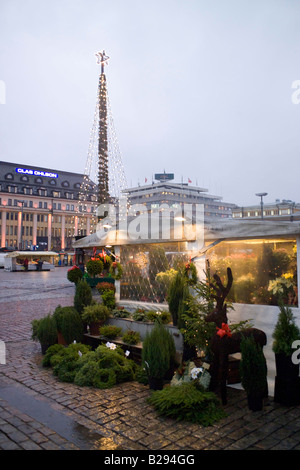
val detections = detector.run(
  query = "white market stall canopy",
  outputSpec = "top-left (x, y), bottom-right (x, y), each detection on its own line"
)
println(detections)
top-left (72, 218), bottom-right (300, 249)
top-left (4, 251), bottom-right (57, 271)
top-left (4, 251), bottom-right (58, 258)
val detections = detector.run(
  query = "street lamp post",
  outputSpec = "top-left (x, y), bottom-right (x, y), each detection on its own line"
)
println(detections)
top-left (16, 200), bottom-right (25, 250)
top-left (256, 192), bottom-right (268, 220)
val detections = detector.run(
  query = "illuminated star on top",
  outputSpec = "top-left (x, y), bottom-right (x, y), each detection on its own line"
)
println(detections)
top-left (95, 50), bottom-right (110, 67)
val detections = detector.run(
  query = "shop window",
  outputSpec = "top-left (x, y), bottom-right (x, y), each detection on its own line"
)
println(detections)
top-left (206, 239), bottom-right (297, 307)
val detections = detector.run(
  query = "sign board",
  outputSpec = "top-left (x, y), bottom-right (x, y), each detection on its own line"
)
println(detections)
top-left (154, 173), bottom-right (174, 181)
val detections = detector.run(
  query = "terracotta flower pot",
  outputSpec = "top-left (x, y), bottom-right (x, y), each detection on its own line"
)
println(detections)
top-left (89, 321), bottom-right (103, 336)
top-left (57, 331), bottom-right (67, 346)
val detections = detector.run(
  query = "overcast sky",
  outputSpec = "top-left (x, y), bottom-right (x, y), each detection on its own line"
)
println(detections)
top-left (1, 0), bottom-right (300, 206)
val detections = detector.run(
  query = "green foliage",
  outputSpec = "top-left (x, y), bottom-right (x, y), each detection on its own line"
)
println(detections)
top-left (135, 365), bottom-right (149, 385)
top-left (101, 290), bottom-right (116, 309)
top-left (132, 310), bottom-right (147, 322)
top-left (148, 382), bottom-right (226, 426)
top-left (179, 265), bottom-right (231, 358)
top-left (74, 280), bottom-right (93, 315)
top-left (170, 361), bottom-right (211, 391)
top-left (67, 266), bottom-right (83, 284)
top-left (99, 325), bottom-right (122, 339)
top-left (42, 344), bottom-right (65, 367)
top-left (109, 262), bottom-right (123, 280)
top-left (233, 276), bottom-right (257, 304)
top-left (184, 262), bottom-right (198, 286)
top-left (112, 307), bottom-right (131, 318)
top-left (146, 310), bottom-right (171, 324)
top-left (155, 268), bottom-right (178, 292)
top-left (47, 342), bottom-right (136, 389)
top-left (81, 304), bottom-right (110, 323)
top-left (148, 245), bottom-right (169, 284)
top-left (272, 302), bottom-right (300, 356)
top-left (239, 336), bottom-right (268, 397)
top-left (167, 271), bottom-right (187, 326)
top-left (52, 343), bottom-right (91, 383)
top-left (31, 319), bottom-right (41, 341)
top-left (31, 315), bottom-right (58, 348)
top-left (142, 321), bottom-right (175, 379)
top-left (50, 343), bottom-right (91, 369)
top-left (122, 330), bottom-right (141, 345)
top-left (86, 259), bottom-right (103, 277)
top-left (96, 282), bottom-right (115, 294)
top-left (74, 362), bottom-right (117, 389)
top-left (53, 306), bottom-right (84, 344)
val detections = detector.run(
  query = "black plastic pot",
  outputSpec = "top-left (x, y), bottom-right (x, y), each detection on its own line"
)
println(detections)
top-left (275, 353), bottom-right (299, 381)
top-left (274, 353), bottom-right (300, 406)
top-left (148, 377), bottom-right (164, 391)
top-left (247, 394), bottom-right (263, 412)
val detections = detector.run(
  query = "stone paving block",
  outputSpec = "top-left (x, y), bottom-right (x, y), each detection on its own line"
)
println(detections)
top-left (18, 440), bottom-right (42, 450)
top-left (0, 437), bottom-right (22, 450)
top-left (1, 268), bottom-right (300, 451)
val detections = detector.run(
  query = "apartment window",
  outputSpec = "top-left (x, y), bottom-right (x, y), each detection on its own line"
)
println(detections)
top-left (44, 202), bottom-right (47, 209)
top-left (39, 202), bottom-right (42, 208)
top-left (5, 173), bottom-right (13, 180)
top-left (66, 204), bottom-right (70, 211)
top-left (58, 203), bottom-right (61, 210)
top-left (52, 191), bottom-right (60, 198)
top-left (38, 188), bottom-right (47, 196)
top-left (53, 203), bottom-right (57, 210)
top-left (23, 187), bottom-right (33, 195)
top-left (8, 185), bottom-right (17, 193)
top-left (29, 200), bottom-right (33, 208)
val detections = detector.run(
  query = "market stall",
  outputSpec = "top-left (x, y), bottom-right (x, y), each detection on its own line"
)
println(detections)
top-left (3, 251), bottom-right (57, 272)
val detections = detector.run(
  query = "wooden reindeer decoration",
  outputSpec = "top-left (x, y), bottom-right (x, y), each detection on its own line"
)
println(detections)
top-left (205, 267), bottom-right (267, 405)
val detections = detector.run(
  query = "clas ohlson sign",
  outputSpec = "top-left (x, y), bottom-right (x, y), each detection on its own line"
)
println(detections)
top-left (15, 167), bottom-right (58, 178)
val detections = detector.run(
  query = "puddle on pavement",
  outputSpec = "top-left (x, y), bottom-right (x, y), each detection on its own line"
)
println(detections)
top-left (0, 383), bottom-right (122, 450)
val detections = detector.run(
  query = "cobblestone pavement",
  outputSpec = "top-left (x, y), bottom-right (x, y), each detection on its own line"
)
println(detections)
top-left (1, 267), bottom-right (300, 452)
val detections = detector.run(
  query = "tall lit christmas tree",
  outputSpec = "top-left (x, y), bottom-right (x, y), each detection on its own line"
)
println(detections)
top-left (96, 51), bottom-right (110, 205)
top-left (77, 50), bottom-right (127, 231)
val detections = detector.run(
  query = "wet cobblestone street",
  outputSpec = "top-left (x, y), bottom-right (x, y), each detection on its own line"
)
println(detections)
top-left (1, 267), bottom-right (300, 452)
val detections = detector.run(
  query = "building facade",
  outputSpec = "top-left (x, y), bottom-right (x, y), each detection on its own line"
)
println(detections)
top-left (124, 175), bottom-right (236, 220)
top-left (0, 161), bottom-right (97, 251)
top-left (232, 199), bottom-right (300, 222)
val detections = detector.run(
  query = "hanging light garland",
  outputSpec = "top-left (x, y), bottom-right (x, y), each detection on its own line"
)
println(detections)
top-left (76, 51), bottom-right (127, 233)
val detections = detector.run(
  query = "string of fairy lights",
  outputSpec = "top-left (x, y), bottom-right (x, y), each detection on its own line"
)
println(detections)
top-left (76, 51), bottom-right (128, 235)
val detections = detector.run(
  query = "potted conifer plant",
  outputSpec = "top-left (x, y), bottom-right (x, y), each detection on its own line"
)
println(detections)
top-left (142, 321), bottom-right (176, 390)
top-left (239, 335), bottom-right (268, 411)
top-left (53, 306), bottom-right (84, 345)
top-left (82, 304), bottom-right (111, 335)
top-left (272, 302), bottom-right (300, 405)
top-left (31, 315), bottom-right (58, 354)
